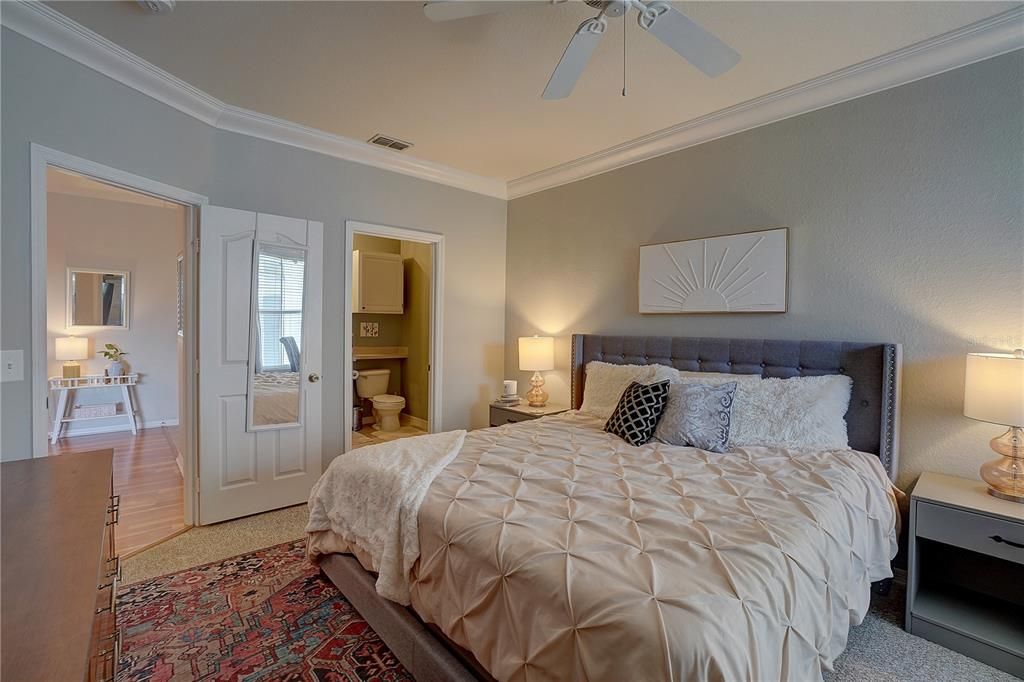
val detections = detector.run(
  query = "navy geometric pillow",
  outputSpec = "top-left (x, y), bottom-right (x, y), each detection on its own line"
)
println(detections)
top-left (604, 380), bottom-right (671, 446)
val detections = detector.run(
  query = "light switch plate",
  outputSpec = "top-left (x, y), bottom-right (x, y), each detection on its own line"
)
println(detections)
top-left (1, 350), bottom-right (24, 382)
top-left (360, 322), bottom-right (379, 338)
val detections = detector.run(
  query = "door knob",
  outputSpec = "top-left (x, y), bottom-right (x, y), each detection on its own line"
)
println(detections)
top-left (308, 373), bottom-right (320, 383)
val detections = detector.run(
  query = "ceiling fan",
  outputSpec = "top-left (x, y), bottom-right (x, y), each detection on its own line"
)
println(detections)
top-left (423, 0), bottom-right (740, 99)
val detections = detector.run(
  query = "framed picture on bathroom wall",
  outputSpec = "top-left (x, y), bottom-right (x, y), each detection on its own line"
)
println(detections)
top-left (638, 228), bottom-right (788, 314)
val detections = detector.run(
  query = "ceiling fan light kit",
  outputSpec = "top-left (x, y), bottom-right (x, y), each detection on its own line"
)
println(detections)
top-left (425, 0), bottom-right (740, 100)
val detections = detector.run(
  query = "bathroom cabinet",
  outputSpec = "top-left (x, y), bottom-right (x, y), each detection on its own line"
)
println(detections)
top-left (353, 250), bottom-right (404, 314)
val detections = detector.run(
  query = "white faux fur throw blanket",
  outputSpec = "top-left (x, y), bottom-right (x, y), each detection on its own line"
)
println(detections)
top-left (305, 430), bottom-right (466, 604)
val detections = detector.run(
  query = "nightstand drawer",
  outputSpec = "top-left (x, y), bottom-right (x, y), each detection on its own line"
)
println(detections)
top-left (917, 501), bottom-right (1024, 565)
top-left (489, 407), bottom-right (533, 426)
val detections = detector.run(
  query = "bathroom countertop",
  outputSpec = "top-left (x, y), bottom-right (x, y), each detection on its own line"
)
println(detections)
top-left (353, 346), bottom-right (409, 360)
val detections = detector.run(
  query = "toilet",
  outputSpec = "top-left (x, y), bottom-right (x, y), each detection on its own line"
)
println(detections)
top-left (355, 368), bottom-right (406, 432)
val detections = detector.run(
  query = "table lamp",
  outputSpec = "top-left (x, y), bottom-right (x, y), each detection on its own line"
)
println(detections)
top-left (519, 336), bottom-right (554, 407)
top-left (56, 336), bottom-right (89, 379)
top-left (964, 349), bottom-right (1024, 502)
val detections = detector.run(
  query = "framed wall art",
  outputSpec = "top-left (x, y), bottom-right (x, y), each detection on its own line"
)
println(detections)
top-left (639, 228), bottom-right (787, 314)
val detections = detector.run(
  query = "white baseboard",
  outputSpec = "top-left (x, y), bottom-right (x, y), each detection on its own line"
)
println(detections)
top-left (52, 418), bottom-right (179, 439)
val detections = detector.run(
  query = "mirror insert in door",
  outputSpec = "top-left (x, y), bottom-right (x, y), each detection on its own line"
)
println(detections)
top-left (247, 242), bottom-right (307, 430)
top-left (67, 268), bottom-right (130, 328)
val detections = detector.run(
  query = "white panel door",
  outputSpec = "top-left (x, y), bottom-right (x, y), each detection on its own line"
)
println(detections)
top-left (198, 206), bottom-right (323, 524)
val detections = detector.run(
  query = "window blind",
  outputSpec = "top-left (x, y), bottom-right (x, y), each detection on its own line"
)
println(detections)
top-left (257, 250), bottom-right (305, 370)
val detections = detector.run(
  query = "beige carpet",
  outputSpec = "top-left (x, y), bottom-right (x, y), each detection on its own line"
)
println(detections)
top-left (121, 504), bottom-right (308, 584)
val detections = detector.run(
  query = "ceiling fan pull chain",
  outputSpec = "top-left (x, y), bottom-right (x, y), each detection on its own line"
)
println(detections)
top-left (622, 12), bottom-right (627, 96)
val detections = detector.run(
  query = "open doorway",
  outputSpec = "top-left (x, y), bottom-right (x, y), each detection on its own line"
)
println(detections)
top-left (45, 167), bottom-right (188, 554)
top-left (32, 146), bottom-right (204, 551)
top-left (344, 221), bottom-right (444, 452)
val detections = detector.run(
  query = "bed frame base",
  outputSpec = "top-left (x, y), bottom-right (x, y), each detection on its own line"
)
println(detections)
top-left (319, 554), bottom-right (490, 682)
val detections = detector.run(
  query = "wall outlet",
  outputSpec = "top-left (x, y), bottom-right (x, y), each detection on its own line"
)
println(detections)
top-left (360, 322), bottom-right (379, 338)
top-left (1, 350), bottom-right (24, 382)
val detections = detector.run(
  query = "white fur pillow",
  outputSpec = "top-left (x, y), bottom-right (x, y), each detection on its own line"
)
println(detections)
top-left (580, 361), bottom-right (678, 420)
top-left (728, 374), bottom-right (853, 450)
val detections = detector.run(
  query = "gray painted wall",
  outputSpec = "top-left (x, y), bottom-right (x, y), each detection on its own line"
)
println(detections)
top-left (1, 28), bottom-right (507, 462)
top-left (506, 52), bottom-right (1023, 488)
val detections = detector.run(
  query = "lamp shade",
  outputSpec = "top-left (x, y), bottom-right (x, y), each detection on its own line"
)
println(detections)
top-left (964, 351), bottom-right (1024, 427)
top-left (519, 336), bottom-right (554, 372)
top-left (55, 336), bottom-right (89, 361)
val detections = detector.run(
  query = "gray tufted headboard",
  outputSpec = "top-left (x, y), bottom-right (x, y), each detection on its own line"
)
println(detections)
top-left (570, 334), bottom-right (902, 480)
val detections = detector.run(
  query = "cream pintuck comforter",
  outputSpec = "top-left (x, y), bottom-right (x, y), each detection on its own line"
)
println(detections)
top-left (405, 412), bottom-right (899, 682)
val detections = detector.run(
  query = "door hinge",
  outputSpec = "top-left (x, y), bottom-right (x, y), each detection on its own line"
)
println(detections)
top-left (193, 239), bottom-right (200, 254)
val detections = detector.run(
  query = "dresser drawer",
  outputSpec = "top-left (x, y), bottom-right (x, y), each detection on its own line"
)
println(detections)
top-left (916, 501), bottom-right (1024, 565)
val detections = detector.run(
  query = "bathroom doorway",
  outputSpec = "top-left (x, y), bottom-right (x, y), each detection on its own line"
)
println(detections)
top-left (343, 221), bottom-right (443, 451)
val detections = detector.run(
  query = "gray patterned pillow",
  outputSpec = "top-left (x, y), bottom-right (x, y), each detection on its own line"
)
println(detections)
top-left (653, 382), bottom-right (737, 453)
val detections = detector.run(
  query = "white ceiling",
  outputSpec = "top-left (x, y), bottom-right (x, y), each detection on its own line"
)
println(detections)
top-left (47, 1), bottom-right (1019, 182)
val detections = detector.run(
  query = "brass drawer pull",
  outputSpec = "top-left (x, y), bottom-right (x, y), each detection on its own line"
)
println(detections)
top-left (97, 628), bottom-right (121, 656)
top-left (106, 495), bottom-right (120, 526)
top-left (990, 534), bottom-right (1024, 549)
top-left (95, 576), bottom-right (117, 615)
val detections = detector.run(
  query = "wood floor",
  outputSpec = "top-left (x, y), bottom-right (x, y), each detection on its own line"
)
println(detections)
top-left (48, 428), bottom-right (187, 557)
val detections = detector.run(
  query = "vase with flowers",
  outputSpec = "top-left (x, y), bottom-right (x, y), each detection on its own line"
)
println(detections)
top-left (99, 343), bottom-right (129, 377)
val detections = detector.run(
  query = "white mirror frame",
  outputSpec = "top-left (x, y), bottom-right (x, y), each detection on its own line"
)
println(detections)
top-left (66, 266), bottom-right (131, 330)
top-left (245, 240), bottom-right (307, 432)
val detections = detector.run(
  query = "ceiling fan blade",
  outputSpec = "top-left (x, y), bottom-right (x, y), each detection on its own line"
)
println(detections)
top-left (636, 1), bottom-right (739, 77)
top-left (423, 1), bottom-right (524, 22)
top-left (543, 15), bottom-right (608, 100)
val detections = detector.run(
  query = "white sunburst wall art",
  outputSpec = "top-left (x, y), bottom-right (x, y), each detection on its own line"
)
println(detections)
top-left (639, 228), bottom-right (788, 314)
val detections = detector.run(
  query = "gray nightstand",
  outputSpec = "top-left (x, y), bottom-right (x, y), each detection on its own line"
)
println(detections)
top-left (906, 472), bottom-right (1024, 676)
top-left (489, 402), bottom-right (569, 427)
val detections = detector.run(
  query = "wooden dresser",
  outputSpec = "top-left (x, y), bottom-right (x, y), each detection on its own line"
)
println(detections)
top-left (1, 450), bottom-right (120, 682)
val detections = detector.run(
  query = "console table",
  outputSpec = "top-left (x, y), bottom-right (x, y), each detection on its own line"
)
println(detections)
top-left (49, 374), bottom-right (139, 444)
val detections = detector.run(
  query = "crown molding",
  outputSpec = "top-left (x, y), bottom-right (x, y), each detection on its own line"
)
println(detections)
top-left (1, 1), bottom-right (508, 199)
top-left (4, 1), bottom-right (1021, 202)
top-left (508, 7), bottom-right (1024, 199)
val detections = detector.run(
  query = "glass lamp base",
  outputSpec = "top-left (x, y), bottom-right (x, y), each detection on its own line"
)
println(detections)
top-left (980, 427), bottom-right (1024, 504)
top-left (526, 371), bottom-right (548, 407)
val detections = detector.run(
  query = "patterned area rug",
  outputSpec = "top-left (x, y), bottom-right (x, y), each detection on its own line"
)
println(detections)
top-left (118, 540), bottom-right (412, 681)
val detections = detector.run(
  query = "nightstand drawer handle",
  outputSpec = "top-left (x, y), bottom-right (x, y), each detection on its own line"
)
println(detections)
top-left (990, 535), bottom-right (1024, 549)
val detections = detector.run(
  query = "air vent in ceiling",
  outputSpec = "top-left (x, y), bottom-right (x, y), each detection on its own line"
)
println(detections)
top-left (368, 134), bottom-right (413, 152)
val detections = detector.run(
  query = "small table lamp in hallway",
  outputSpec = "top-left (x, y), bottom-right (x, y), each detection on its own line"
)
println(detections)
top-left (55, 336), bottom-right (88, 379)
top-left (964, 348), bottom-right (1024, 502)
top-left (519, 336), bottom-right (554, 407)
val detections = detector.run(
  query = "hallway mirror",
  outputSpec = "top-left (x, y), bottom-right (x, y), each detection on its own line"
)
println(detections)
top-left (247, 242), bottom-right (307, 430)
top-left (67, 267), bottom-right (130, 328)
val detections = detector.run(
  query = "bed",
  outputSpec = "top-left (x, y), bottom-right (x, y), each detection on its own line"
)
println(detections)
top-left (311, 334), bottom-right (903, 682)
top-left (251, 371), bottom-right (300, 425)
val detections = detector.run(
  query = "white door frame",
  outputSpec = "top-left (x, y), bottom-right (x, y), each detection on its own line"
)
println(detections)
top-left (30, 144), bottom-right (208, 525)
top-left (343, 220), bottom-right (444, 451)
